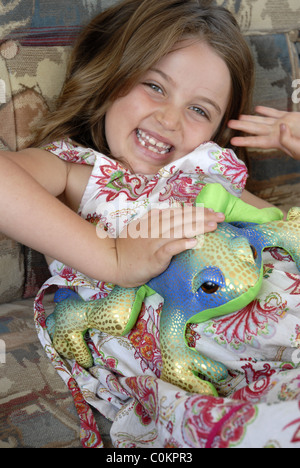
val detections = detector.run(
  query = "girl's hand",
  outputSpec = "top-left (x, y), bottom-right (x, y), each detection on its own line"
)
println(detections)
top-left (113, 206), bottom-right (225, 287)
top-left (228, 106), bottom-right (300, 160)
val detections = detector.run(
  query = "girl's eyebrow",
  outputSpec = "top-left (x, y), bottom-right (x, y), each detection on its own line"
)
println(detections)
top-left (150, 68), bottom-right (222, 115)
top-left (151, 68), bottom-right (176, 86)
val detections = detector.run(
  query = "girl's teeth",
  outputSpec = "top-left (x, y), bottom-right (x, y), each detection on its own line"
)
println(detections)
top-left (148, 137), bottom-right (156, 146)
top-left (148, 146), bottom-right (169, 154)
top-left (137, 129), bottom-right (171, 153)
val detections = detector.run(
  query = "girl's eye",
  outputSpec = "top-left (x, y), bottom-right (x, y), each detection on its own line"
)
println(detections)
top-left (144, 82), bottom-right (164, 94)
top-left (189, 106), bottom-right (208, 119)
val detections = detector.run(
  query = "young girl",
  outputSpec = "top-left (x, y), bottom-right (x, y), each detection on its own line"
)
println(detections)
top-left (0, 0), bottom-right (265, 291)
top-left (2, 0), bottom-right (299, 448)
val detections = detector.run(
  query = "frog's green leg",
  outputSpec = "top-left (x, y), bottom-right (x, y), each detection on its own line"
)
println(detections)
top-left (52, 334), bottom-right (74, 361)
top-left (160, 338), bottom-right (220, 396)
top-left (49, 298), bottom-right (91, 366)
top-left (65, 330), bottom-right (93, 368)
top-left (159, 316), bottom-right (226, 395)
top-left (49, 285), bottom-right (155, 368)
top-left (88, 285), bottom-right (155, 336)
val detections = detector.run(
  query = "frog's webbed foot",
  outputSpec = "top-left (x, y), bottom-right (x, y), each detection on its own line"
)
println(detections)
top-left (56, 331), bottom-right (93, 368)
top-left (287, 207), bottom-right (300, 222)
top-left (48, 285), bottom-right (152, 368)
top-left (52, 334), bottom-right (74, 361)
top-left (47, 296), bottom-right (93, 367)
top-left (161, 339), bottom-right (227, 396)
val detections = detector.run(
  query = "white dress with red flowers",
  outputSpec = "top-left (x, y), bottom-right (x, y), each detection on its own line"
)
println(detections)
top-left (34, 139), bottom-right (300, 448)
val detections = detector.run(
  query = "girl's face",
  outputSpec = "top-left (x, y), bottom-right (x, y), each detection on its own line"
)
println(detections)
top-left (105, 40), bottom-right (231, 174)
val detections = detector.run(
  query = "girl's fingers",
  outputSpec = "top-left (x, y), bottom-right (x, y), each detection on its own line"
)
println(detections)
top-left (157, 207), bottom-right (224, 236)
top-left (157, 237), bottom-right (197, 262)
top-left (228, 118), bottom-right (272, 136)
top-left (155, 211), bottom-right (225, 270)
top-left (254, 105), bottom-right (287, 119)
top-left (230, 136), bottom-right (256, 147)
top-left (116, 207), bottom-right (225, 286)
top-left (237, 114), bottom-right (277, 126)
top-left (279, 124), bottom-right (300, 160)
top-left (159, 206), bottom-right (224, 239)
top-left (230, 135), bottom-right (274, 149)
top-left (228, 107), bottom-right (288, 140)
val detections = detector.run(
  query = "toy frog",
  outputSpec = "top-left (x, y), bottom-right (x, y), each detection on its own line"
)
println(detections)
top-left (46, 184), bottom-right (300, 396)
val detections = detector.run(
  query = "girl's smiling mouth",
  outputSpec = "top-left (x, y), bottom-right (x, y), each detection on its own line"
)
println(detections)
top-left (136, 129), bottom-right (174, 155)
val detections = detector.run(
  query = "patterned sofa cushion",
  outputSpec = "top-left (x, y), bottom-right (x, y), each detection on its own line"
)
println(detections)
top-left (0, 233), bottom-right (24, 303)
top-left (0, 40), bottom-right (72, 300)
top-left (0, 0), bottom-right (299, 303)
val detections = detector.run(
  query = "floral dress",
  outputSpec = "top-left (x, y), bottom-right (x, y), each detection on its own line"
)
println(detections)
top-left (34, 139), bottom-right (300, 448)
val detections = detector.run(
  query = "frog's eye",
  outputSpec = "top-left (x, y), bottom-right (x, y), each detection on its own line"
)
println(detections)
top-left (200, 281), bottom-right (220, 294)
top-left (193, 266), bottom-right (225, 294)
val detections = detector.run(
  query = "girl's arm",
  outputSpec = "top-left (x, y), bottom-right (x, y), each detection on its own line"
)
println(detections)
top-left (241, 189), bottom-right (277, 209)
top-left (0, 149), bottom-right (120, 283)
top-left (0, 149), bottom-right (225, 287)
top-left (241, 187), bottom-right (287, 220)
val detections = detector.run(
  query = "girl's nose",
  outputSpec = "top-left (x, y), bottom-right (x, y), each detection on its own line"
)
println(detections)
top-left (155, 104), bottom-right (181, 132)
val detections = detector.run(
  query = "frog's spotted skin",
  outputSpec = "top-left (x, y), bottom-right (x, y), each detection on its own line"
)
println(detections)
top-left (47, 286), bottom-right (150, 368)
top-left (148, 210), bottom-right (300, 394)
top-left (47, 204), bottom-right (300, 396)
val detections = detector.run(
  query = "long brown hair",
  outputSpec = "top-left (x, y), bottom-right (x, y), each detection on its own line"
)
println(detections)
top-left (33, 0), bottom-right (254, 158)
